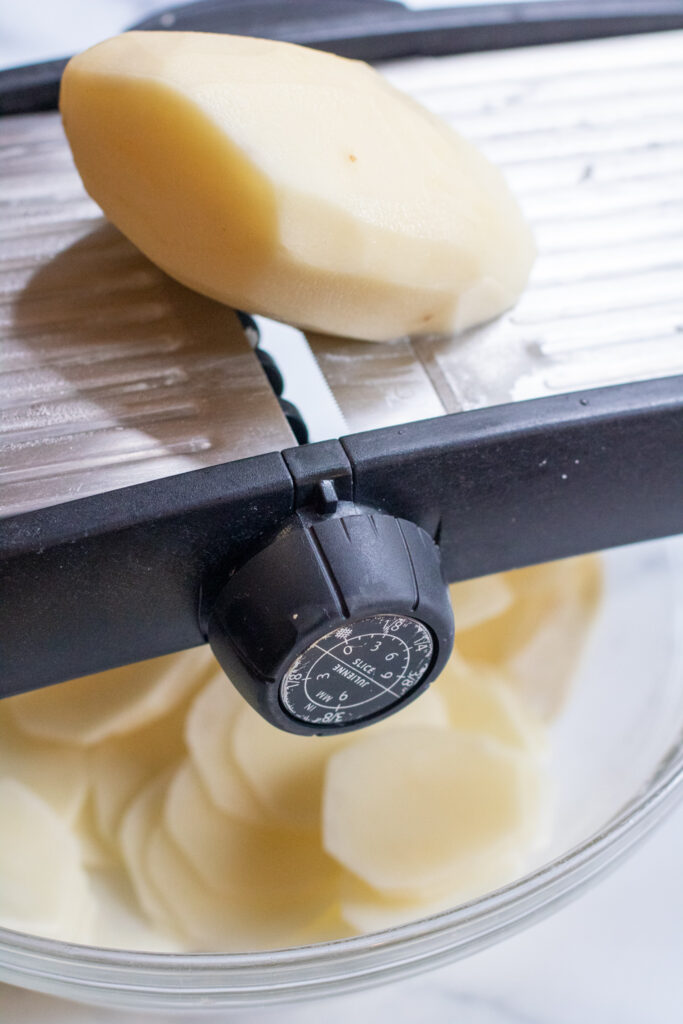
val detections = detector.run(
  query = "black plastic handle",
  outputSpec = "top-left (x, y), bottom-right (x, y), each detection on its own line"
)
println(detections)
top-left (3, 0), bottom-right (683, 115)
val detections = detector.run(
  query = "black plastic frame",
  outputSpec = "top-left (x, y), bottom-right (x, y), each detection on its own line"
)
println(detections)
top-left (2, 376), bottom-right (681, 696)
top-left (2, 0), bottom-right (683, 115)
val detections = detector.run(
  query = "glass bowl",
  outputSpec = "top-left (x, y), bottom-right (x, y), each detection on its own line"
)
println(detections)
top-left (1, 536), bottom-right (682, 1013)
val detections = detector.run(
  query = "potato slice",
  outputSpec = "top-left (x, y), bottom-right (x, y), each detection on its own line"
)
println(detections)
top-left (91, 695), bottom-right (193, 848)
top-left (147, 824), bottom-right (334, 951)
top-left (230, 704), bottom-right (351, 830)
top-left (118, 768), bottom-right (181, 933)
top-left (366, 686), bottom-right (450, 733)
top-left (7, 645), bottom-right (215, 745)
top-left (0, 778), bottom-right (91, 938)
top-left (458, 557), bottom-right (600, 662)
top-left (164, 760), bottom-right (338, 904)
top-left (145, 824), bottom-right (233, 949)
top-left (87, 868), bottom-right (183, 952)
top-left (185, 675), bottom-right (269, 825)
top-left (0, 704), bottom-right (87, 822)
top-left (449, 575), bottom-right (514, 632)
top-left (323, 726), bottom-right (543, 893)
top-left (431, 653), bottom-right (547, 757)
top-left (60, 32), bottom-right (534, 342)
top-left (339, 850), bottom-right (525, 932)
top-left (230, 687), bottom-right (449, 830)
top-left (457, 556), bottom-right (601, 718)
top-left (508, 588), bottom-right (600, 720)
top-left (73, 797), bottom-right (117, 870)
top-left (290, 903), bottom-right (355, 945)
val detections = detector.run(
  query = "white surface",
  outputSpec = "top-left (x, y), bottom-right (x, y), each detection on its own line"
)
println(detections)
top-left (1, 1), bottom-right (681, 1020)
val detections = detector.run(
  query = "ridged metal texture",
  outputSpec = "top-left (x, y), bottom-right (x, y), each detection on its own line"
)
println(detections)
top-left (309, 31), bottom-right (683, 430)
top-left (2, 31), bottom-right (681, 511)
top-left (0, 113), bottom-right (294, 517)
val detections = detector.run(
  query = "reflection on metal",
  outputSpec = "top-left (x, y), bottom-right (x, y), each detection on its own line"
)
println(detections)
top-left (0, 114), bottom-right (294, 516)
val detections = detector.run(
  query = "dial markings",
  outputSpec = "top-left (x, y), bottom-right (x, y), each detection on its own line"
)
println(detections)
top-left (280, 615), bottom-right (434, 728)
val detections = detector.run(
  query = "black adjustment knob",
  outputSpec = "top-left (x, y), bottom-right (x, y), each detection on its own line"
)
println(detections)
top-left (208, 506), bottom-right (454, 735)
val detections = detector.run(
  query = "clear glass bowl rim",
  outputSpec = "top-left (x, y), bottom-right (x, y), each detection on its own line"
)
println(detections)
top-left (1, 731), bottom-right (682, 1010)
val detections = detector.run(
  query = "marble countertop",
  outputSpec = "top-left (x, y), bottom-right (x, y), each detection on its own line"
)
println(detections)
top-left (1, 2), bottom-right (681, 1020)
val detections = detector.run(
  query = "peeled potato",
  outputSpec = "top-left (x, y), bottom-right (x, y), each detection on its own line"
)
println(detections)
top-left (0, 778), bottom-right (91, 938)
top-left (60, 32), bottom-right (534, 342)
top-left (7, 645), bottom-right (215, 746)
top-left (185, 675), bottom-right (270, 825)
top-left (164, 761), bottom-right (337, 905)
top-left (432, 652), bottom-right (547, 756)
top-left (0, 704), bottom-right (87, 822)
top-left (323, 726), bottom-right (543, 894)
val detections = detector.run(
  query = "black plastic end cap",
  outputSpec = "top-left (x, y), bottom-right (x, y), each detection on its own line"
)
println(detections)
top-left (207, 511), bottom-right (454, 735)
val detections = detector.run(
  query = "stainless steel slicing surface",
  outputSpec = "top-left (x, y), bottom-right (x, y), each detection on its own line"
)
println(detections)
top-left (2, 31), bottom-right (682, 512)
top-left (308, 31), bottom-right (683, 431)
top-left (0, 113), bottom-right (295, 518)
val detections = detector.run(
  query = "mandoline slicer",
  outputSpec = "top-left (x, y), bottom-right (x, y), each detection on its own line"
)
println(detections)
top-left (1, 0), bottom-right (682, 734)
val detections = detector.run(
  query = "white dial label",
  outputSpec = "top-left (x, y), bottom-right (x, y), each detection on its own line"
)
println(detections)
top-left (280, 614), bottom-right (434, 728)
